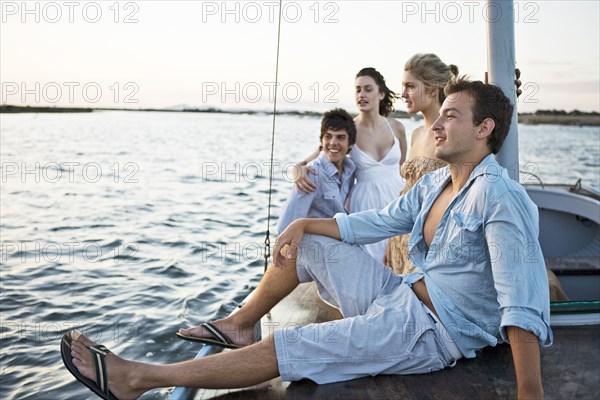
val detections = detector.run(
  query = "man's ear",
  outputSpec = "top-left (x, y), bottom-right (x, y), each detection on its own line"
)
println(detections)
top-left (477, 118), bottom-right (495, 139)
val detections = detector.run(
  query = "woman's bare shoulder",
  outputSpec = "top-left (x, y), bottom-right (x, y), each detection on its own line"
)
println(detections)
top-left (411, 125), bottom-right (426, 141)
top-left (387, 117), bottom-right (406, 138)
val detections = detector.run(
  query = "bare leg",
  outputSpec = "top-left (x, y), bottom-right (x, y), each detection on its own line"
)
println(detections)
top-left (70, 332), bottom-right (279, 400)
top-left (178, 255), bottom-right (300, 346)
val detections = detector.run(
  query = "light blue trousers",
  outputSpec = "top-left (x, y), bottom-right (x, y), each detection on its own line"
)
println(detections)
top-left (274, 234), bottom-right (459, 383)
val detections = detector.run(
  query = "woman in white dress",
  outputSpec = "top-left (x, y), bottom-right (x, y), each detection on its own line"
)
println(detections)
top-left (295, 67), bottom-right (407, 262)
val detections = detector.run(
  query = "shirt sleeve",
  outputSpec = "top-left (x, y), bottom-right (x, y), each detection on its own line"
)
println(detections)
top-left (277, 173), bottom-right (318, 233)
top-left (335, 178), bottom-right (423, 244)
top-left (485, 189), bottom-right (553, 347)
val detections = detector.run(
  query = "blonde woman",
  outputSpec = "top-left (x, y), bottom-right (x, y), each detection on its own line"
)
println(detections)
top-left (385, 54), bottom-right (458, 274)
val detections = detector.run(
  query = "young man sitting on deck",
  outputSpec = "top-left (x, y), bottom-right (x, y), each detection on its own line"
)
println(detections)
top-left (276, 108), bottom-right (356, 233)
top-left (175, 108), bottom-right (356, 348)
top-left (61, 78), bottom-right (552, 400)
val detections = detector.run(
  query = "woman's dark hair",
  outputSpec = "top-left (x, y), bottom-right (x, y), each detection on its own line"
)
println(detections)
top-left (356, 67), bottom-right (399, 117)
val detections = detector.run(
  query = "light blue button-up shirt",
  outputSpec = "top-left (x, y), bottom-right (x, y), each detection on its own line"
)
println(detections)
top-left (335, 154), bottom-right (553, 358)
top-left (277, 152), bottom-right (356, 233)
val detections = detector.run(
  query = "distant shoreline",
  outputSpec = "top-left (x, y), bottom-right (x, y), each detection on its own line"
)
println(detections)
top-left (1, 105), bottom-right (599, 127)
top-left (0, 104), bottom-right (326, 118)
top-left (517, 113), bottom-right (600, 127)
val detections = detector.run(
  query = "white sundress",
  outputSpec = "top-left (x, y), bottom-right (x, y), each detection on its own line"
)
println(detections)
top-left (348, 119), bottom-right (405, 262)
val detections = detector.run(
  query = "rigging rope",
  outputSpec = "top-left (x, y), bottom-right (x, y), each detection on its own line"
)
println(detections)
top-left (264, 0), bottom-right (283, 272)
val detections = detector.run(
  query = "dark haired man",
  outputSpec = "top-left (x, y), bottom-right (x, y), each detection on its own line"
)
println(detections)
top-left (276, 108), bottom-right (357, 232)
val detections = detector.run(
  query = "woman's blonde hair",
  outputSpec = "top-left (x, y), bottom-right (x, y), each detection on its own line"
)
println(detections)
top-left (404, 53), bottom-right (459, 105)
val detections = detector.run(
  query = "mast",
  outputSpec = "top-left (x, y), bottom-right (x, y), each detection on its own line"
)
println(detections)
top-left (486, 0), bottom-right (519, 181)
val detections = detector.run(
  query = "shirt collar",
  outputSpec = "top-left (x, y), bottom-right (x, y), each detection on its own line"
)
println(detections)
top-left (467, 153), bottom-right (502, 182)
top-left (436, 153), bottom-right (501, 188)
top-left (317, 151), bottom-right (355, 178)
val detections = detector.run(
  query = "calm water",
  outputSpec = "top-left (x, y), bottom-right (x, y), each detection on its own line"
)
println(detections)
top-left (1, 111), bottom-right (598, 399)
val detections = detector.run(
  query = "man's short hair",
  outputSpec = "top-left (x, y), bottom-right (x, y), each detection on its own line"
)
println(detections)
top-left (444, 78), bottom-right (514, 154)
top-left (320, 108), bottom-right (357, 148)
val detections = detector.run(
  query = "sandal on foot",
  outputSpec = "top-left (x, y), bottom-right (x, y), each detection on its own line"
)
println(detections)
top-left (176, 322), bottom-right (244, 349)
top-left (61, 331), bottom-right (119, 400)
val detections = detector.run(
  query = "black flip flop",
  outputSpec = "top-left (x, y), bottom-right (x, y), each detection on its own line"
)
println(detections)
top-left (176, 322), bottom-right (243, 349)
top-left (61, 331), bottom-right (119, 400)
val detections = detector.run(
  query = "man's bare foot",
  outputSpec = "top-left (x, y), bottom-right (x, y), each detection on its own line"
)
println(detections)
top-left (177, 317), bottom-right (256, 348)
top-left (68, 331), bottom-right (147, 400)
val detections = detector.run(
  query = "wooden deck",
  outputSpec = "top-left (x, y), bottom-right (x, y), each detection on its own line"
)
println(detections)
top-left (186, 283), bottom-right (600, 400)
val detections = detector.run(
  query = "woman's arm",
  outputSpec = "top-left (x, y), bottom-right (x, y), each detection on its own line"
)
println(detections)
top-left (390, 118), bottom-right (407, 166)
top-left (298, 147), bottom-right (320, 166)
top-left (292, 147), bottom-right (320, 193)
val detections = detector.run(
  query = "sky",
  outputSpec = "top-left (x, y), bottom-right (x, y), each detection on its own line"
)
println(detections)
top-left (1, 0), bottom-right (599, 113)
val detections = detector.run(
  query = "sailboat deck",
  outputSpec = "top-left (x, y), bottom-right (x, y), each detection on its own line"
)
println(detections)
top-left (188, 283), bottom-right (600, 400)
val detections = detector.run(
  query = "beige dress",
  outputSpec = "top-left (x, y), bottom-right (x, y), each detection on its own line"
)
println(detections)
top-left (386, 157), bottom-right (446, 275)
